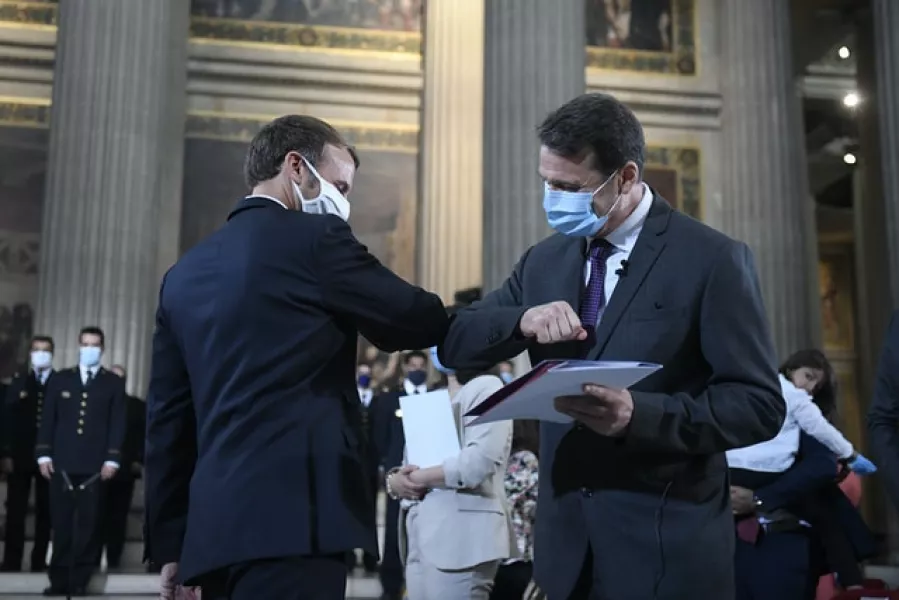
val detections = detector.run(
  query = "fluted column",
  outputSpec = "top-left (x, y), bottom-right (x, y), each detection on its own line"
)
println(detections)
top-left (418, 0), bottom-right (485, 302)
top-left (36, 0), bottom-right (189, 395)
top-left (719, 0), bottom-right (821, 359)
top-left (482, 0), bottom-right (586, 292)
top-left (872, 0), bottom-right (899, 306)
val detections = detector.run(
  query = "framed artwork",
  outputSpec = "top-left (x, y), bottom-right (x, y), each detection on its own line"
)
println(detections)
top-left (585, 0), bottom-right (697, 75)
top-left (643, 145), bottom-right (701, 219)
top-left (818, 251), bottom-right (857, 352)
top-left (181, 113), bottom-right (419, 282)
top-left (0, 0), bottom-right (56, 27)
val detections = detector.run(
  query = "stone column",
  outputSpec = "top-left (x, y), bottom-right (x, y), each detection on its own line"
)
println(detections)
top-left (719, 0), bottom-right (821, 359)
top-left (36, 0), bottom-right (189, 395)
top-left (481, 0), bottom-right (586, 293)
top-left (418, 0), bottom-right (485, 302)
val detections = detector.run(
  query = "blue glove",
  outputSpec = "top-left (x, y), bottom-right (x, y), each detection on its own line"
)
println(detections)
top-left (848, 453), bottom-right (877, 475)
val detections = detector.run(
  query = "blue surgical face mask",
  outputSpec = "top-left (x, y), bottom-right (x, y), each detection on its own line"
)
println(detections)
top-left (407, 369), bottom-right (428, 386)
top-left (357, 374), bottom-right (371, 389)
top-left (543, 170), bottom-right (621, 237)
top-left (500, 371), bottom-right (514, 384)
top-left (429, 346), bottom-right (454, 376)
top-left (79, 346), bottom-right (102, 368)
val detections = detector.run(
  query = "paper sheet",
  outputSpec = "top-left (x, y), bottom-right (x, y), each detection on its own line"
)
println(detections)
top-left (399, 389), bottom-right (461, 468)
top-left (468, 360), bottom-right (662, 425)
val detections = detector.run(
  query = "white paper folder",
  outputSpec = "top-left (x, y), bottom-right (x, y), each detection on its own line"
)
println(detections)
top-left (466, 360), bottom-right (662, 425)
top-left (399, 389), bottom-right (461, 468)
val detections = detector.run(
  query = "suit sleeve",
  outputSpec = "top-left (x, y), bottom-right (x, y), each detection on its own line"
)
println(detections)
top-left (625, 241), bottom-right (785, 454)
top-left (316, 217), bottom-right (449, 352)
top-left (1, 381), bottom-right (14, 458)
top-left (145, 276), bottom-right (197, 565)
top-left (754, 433), bottom-right (836, 510)
top-left (105, 377), bottom-right (127, 465)
top-left (867, 312), bottom-right (899, 505)
top-left (438, 247), bottom-right (535, 370)
top-left (442, 376), bottom-right (512, 489)
top-left (35, 376), bottom-right (59, 461)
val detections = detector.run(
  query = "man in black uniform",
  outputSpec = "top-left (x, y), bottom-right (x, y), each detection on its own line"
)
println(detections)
top-left (102, 365), bottom-right (145, 571)
top-left (0, 335), bottom-right (55, 572)
top-left (349, 362), bottom-right (379, 574)
top-left (371, 350), bottom-right (429, 600)
top-left (36, 326), bottom-right (126, 596)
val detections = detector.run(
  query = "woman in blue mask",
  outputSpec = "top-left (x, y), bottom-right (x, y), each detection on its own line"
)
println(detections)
top-left (384, 347), bottom-right (517, 599)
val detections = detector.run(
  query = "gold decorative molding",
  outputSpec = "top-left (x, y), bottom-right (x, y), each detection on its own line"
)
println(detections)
top-left (586, 0), bottom-right (697, 76)
top-left (190, 17), bottom-right (420, 55)
top-left (0, 1), bottom-right (55, 28)
top-left (644, 145), bottom-right (702, 219)
top-left (0, 99), bottom-right (419, 152)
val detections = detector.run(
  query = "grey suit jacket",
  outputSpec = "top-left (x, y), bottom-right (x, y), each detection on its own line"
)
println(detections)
top-left (399, 375), bottom-right (516, 570)
top-left (439, 193), bottom-right (784, 600)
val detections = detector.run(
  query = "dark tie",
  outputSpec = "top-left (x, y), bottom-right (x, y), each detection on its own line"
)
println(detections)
top-left (85, 370), bottom-right (94, 386)
top-left (579, 239), bottom-right (614, 330)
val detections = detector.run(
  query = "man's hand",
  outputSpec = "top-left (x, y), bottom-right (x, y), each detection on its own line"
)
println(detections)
top-left (519, 301), bottom-right (587, 344)
top-left (730, 486), bottom-right (756, 516)
top-left (39, 460), bottom-right (53, 480)
top-left (100, 464), bottom-right (118, 480)
top-left (160, 562), bottom-right (201, 600)
top-left (0, 458), bottom-right (13, 474)
top-left (389, 465), bottom-right (427, 500)
top-left (554, 384), bottom-right (634, 436)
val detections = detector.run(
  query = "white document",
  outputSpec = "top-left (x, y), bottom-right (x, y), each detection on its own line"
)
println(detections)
top-left (399, 389), bottom-right (461, 468)
top-left (468, 360), bottom-right (662, 425)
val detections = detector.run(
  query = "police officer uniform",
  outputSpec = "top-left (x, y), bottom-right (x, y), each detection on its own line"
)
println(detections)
top-left (1, 368), bottom-right (53, 571)
top-left (36, 366), bottom-right (126, 595)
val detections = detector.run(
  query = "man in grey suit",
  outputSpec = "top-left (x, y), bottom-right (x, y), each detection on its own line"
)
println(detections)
top-left (438, 93), bottom-right (785, 600)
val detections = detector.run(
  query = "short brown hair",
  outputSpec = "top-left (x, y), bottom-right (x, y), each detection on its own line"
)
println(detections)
top-left (243, 115), bottom-right (360, 188)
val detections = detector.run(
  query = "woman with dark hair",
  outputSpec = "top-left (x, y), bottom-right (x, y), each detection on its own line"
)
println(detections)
top-left (490, 420), bottom-right (539, 600)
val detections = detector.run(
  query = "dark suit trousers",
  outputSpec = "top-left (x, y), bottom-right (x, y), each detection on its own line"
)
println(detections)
top-left (2, 469), bottom-right (50, 570)
top-left (200, 555), bottom-right (347, 600)
top-left (380, 497), bottom-right (403, 597)
top-left (735, 531), bottom-right (817, 600)
top-left (103, 478), bottom-right (135, 568)
top-left (48, 473), bottom-right (104, 590)
top-left (490, 561), bottom-right (533, 600)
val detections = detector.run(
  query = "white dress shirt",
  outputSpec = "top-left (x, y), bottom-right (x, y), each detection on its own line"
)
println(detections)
top-left (37, 365), bottom-right (119, 470)
top-left (403, 379), bottom-right (428, 396)
top-left (246, 194), bottom-right (288, 209)
top-left (726, 374), bottom-right (855, 472)
top-left (358, 387), bottom-right (373, 407)
top-left (584, 184), bottom-right (654, 320)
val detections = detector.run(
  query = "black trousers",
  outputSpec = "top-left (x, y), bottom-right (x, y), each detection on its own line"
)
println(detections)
top-left (47, 473), bottom-right (104, 590)
top-left (380, 497), bottom-right (403, 598)
top-left (2, 468), bottom-right (51, 570)
top-left (490, 561), bottom-right (533, 600)
top-left (102, 478), bottom-right (135, 568)
top-left (200, 555), bottom-right (348, 600)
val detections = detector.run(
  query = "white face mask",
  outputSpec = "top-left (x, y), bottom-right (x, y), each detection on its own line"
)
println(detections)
top-left (292, 157), bottom-right (351, 222)
top-left (30, 350), bottom-right (52, 370)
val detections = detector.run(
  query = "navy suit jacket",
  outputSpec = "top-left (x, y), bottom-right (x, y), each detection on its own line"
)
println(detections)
top-left (439, 193), bottom-right (784, 600)
top-left (144, 198), bottom-right (448, 582)
top-left (868, 311), bottom-right (899, 507)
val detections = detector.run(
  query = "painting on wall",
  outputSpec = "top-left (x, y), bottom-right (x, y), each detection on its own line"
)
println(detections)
top-left (181, 113), bottom-right (419, 282)
top-left (0, 0), bottom-right (57, 27)
top-left (585, 0), bottom-right (696, 75)
top-left (0, 119), bottom-right (49, 378)
top-left (643, 145), bottom-right (701, 219)
top-left (819, 252), bottom-right (856, 352)
top-left (189, 0), bottom-right (422, 53)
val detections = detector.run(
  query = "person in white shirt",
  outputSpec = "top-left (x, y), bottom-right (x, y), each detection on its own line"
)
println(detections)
top-left (727, 349), bottom-right (876, 486)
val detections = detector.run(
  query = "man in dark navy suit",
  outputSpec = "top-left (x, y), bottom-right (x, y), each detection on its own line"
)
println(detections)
top-left (144, 115), bottom-right (449, 600)
top-left (0, 335), bottom-right (55, 572)
top-left (36, 326), bottom-right (126, 596)
top-left (868, 311), bottom-right (899, 509)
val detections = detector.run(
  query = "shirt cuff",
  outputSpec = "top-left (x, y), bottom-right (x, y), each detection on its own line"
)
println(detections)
top-left (104, 461), bottom-right (120, 469)
top-left (442, 455), bottom-right (464, 489)
top-left (37, 456), bottom-right (51, 465)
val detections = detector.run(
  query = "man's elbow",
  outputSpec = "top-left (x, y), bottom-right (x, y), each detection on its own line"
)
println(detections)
top-left (741, 390), bottom-right (787, 446)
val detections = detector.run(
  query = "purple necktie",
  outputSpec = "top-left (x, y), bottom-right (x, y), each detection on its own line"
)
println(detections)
top-left (579, 239), bottom-right (614, 329)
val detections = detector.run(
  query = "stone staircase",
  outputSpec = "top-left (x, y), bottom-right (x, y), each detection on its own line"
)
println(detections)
top-left (0, 480), bottom-right (387, 598)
